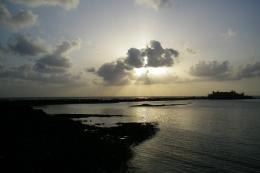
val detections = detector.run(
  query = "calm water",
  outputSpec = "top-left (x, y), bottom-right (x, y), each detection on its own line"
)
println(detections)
top-left (39, 99), bottom-right (260, 173)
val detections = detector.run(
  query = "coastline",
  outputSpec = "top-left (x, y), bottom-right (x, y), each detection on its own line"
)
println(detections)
top-left (0, 103), bottom-right (158, 173)
top-left (0, 95), bottom-right (256, 106)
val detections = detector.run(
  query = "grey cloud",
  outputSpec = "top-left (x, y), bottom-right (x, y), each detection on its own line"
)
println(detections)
top-left (86, 67), bottom-right (96, 73)
top-left (190, 60), bottom-right (260, 81)
top-left (0, 64), bottom-right (80, 84)
top-left (35, 54), bottom-right (71, 72)
top-left (33, 57), bottom-right (70, 73)
top-left (0, 37), bottom-right (82, 85)
top-left (34, 40), bottom-right (80, 73)
top-left (237, 62), bottom-right (260, 78)
top-left (144, 40), bottom-right (179, 67)
top-left (95, 40), bottom-right (179, 85)
top-left (7, 34), bottom-right (47, 56)
top-left (134, 0), bottom-right (172, 9)
top-left (125, 48), bottom-right (144, 68)
top-left (10, 0), bottom-right (79, 10)
top-left (190, 60), bottom-right (233, 80)
top-left (0, 3), bottom-right (37, 31)
top-left (3, 35), bottom-right (79, 74)
top-left (0, 44), bottom-right (8, 59)
top-left (97, 59), bottom-right (132, 85)
top-left (53, 39), bottom-right (81, 56)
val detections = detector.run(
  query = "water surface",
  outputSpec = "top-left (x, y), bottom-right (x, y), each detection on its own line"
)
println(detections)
top-left (40, 99), bottom-right (260, 172)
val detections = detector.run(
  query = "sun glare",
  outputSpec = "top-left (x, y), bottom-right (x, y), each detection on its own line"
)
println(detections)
top-left (134, 67), bottom-right (167, 77)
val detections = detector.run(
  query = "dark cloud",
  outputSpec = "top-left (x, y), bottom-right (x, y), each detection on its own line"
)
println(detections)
top-left (53, 40), bottom-right (81, 55)
top-left (2, 35), bottom-right (80, 75)
top-left (190, 60), bottom-right (233, 80)
top-left (95, 40), bottom-right (179, 85)
top-left (10, 0), bottom-right (79, 10)
top-left (190, 60), bottom-right (260, 81)
top-left (237, 62), bottom-right (260, 78)
top-left (0, 64), bottom-right (80, 84)
top-left (34, 40), bottom-right (80, 73)
top-left (33, 58), bottom-right (69, 73)
top-left (86, 67), bottom-right (96, 73)
top-left (144, 40), bottom-right (179, 67)
top-left (0, 38), bottom-right (82, 85)
top-left (0, 3), bottom-right (37, 31)
top-left (0, 44), bottom-right (8, 60)
top-left (97, 59), bottom-right (132, 85)
top-left (124, 48), bottom-right (144, 68)
top-left (7, 34), bottom-right (47, 56)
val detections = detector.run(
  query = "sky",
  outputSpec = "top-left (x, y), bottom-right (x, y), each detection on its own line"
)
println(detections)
top-left (0, 0), bottom-right (260, 97)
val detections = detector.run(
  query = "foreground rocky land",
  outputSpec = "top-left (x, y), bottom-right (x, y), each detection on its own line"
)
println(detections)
top-left (0, 103), bottom-right (158, 173)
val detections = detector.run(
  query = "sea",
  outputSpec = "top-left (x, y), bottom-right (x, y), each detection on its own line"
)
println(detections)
top-left (38, 99), bottom-right (260, 173)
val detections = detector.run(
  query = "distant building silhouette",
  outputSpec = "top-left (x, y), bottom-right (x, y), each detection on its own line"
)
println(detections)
top-left (208, 90), bottom-right (253, 99)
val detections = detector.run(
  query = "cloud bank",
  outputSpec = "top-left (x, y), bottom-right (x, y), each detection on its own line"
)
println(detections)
top-left (190, 60), bottom-right (232, 80)
top-left (190, 60), bottom-right (260, 81)
top-left (0, 3), bottom-right (38, 31)
top-left (0, 35), bottom-right (82, 85)
top-left (34, 39), bottom-right (80, 74)
top-left (7, 34), bottom-right (47, 56)
top-left (0, 64), bottom-right (81, 84)
top-left (237, 62), bottom-right (260, 78)
top-left (10, 0), bottom-right (80, 10)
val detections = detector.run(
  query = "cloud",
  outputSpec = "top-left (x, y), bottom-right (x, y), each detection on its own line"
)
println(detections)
top-left (10, 0), bottom-right (79, 10)
top-left (95, 40), bottom-right (179, 85)
top-left (134, 0), bottom-right (172, 10)
top-left (7, 34), bottom-right (47, 56)
top-left (0, 64), bottom-right (81, 84)
top-left (0, 44), bottom-right (9, 59)
top-left (34, 39), bottom-right (80, 73)
top-left (0, 3), bottom-right (38, 31)
top-left (125, 48), bottom-right (144, 68)
top-left (34, 56), bottom-right (70, 73)
top-left (53, 39), bottom-right (81, 55)
top-left (86, 67), bottom-right (96, 73)
top-left (144, 40), bottom-right (179, 67)
top-left (237, 62), bottom-right (260, 78)
top-left (96, 59), bottom-right (132, 85)
top-left (190, 60), bottom-right (233, 80)
top-left (0, 37), bottom-right (82, 85)
top-left (189, 60), bottom-right (260, 81)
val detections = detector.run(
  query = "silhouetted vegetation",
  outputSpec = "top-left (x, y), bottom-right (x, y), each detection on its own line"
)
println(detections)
top-left (0, 103), bottom-right (158, 173)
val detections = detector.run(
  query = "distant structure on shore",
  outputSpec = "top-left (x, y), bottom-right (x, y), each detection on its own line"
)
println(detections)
top-left (208, 91), bottom-right (253, 99)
